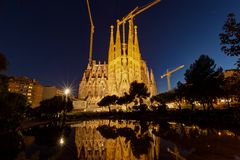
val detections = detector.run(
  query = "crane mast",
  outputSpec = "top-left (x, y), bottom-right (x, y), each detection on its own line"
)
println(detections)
top-left (161, 65), bottom-right (184, 92)
top-left (86, 0), bottom-right (94, 65)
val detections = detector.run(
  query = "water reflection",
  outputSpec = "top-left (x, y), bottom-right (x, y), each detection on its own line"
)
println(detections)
top-left (4, 120), bottom-right (240, 160)
top-left (74, 120), bottom-right (160, 160)
top-left (73, 120), bottom-right (240, 160)
top-left (15, 124), bottom-right (75, 160)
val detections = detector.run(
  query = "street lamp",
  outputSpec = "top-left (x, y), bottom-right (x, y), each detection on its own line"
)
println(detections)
top-left (61, 88), bottom-right (71, 128)
top-left (59, 137), bottom-right (65, 146)
top-left (64, 88), bottom-right (71, 103)
top-left (64, 88), bottom-right (70, 96)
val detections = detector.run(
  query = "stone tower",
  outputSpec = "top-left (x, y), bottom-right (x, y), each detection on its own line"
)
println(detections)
top-left (107, 20), bottom-right (157, 96)
top-left (78, 20), bottom-right (157, 109)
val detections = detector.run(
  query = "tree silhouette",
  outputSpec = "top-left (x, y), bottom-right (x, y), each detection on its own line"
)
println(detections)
top-left (222, 71), bottom-right (240, 106)
top-left (36, 96), bottom-right (73, 119)
top-left (184, 55), bottom-right (224, 110)
top-left (0, 52), bottom-right (8, 72)
top-left (117, 92), bottom-right (134, 111)
top-left (220, 13), bottom-right (240, 68)
top-left (98, 95), bottom-right (118, 112)
top-left (0, 53), bottom-right (9, 94)
top-left (175, 81), bottom-right (196, 111)
top-left (151, 92), bottom-right (171, 106)
top-left (129, 81), bottom-right (150, 111)
top-left (0, 92), bottom-right (29, 133)
top-left (97, 125), bottom-right (118, 139)
top-left (0, 75), bottom-right (9, 94)
top-left (173, 81), bottom-right (187, 110)
top-left (97, 121), bottom-right (153, 158)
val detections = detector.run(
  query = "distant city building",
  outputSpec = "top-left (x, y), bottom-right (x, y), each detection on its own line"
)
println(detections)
top-left (8, 76), bottom-right (43, 108)
top-left (42, 86), bottom-right (64, 100)
top-left (224, 69), bottom-right (240, 78)
top-left (78, 22), bottom-right (157, 111)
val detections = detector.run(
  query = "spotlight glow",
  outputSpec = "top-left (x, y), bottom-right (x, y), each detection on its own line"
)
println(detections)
top-left (59, 137), bottom-right (65, 145)
top-left (64, 88), bottom-right (70, 95)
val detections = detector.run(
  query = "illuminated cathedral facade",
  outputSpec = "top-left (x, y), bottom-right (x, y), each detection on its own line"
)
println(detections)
top-left (78, 20), bottom-right (157, 109)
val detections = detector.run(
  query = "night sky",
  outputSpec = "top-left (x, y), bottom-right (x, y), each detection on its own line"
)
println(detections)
top-left (1, 0), bottom-right (240, 94)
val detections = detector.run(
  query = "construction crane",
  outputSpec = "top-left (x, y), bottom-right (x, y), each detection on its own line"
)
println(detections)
top-left (161, 65), bottom-right (184, 92)
top-left (117, 0), bottom-right (161, 44)
top-left (117, 0), bottom-right (161, 25)
top-left (86, 0), bottom-right (94, 65)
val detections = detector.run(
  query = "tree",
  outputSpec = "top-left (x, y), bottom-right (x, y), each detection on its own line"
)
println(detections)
top-left (117, 92), bottom-right (134, 111)
top-left (0, 52), bottom-right (8, 72)
top-left (176, 82), bottom-right (196, 111)
top-left (35, 96), bottom-right (73, 119)
top-left (129, 81), bottom-right (150, 109)
top-left (173, 81), bottom-right (187, 110)
top-left (151, 92), bottom-right (174, 112)
top-left (98, 95), bottom-right (118, 112)
top-left (220, 13), bottom-right (240, 68)
top-left (0, 92), bottom-right (29, 133)
top-left (184, 55), bottom-right (224, 110)
top-left (151, 92), bottom-right (171, 106)
top-left (0, 75), bottom-right (9, 94)
top-left (222, 71), bottom-right (240, 106)
top-left (0, 53), bottom-right (9, 93)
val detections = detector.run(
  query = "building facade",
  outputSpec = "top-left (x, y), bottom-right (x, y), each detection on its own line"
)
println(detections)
top-left (78, 21), bottom-right (157, 109)
top-left (8, 76), bottom-right (43, 108)
top-left (42, 86), bottom-right (64, 100)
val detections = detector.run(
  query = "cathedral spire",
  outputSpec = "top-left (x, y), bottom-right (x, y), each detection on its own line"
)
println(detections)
top-left (108, 25), bottom-right (114, 63)
top-left (150, 68), bottom-right (154, 81)
top-left (150, 68), bottom-right (158, 95)
top-left (134, 25), bottom-right (141, 60)
top-left (128, 19), bottom-right (134, 57)
top-left (115, 20), bottom-right (121, 58)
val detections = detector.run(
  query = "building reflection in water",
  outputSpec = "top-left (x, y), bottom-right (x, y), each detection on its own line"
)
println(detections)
top-left (73, 120), bottom-right (239, 160)
top-left (74, 120), bottom-right (160, 160)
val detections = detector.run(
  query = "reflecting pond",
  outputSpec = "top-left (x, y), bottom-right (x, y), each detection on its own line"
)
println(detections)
top-left (3, 120), bottom-right (240, 160)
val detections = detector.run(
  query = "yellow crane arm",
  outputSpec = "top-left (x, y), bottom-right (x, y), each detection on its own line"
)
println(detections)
top-left (86, 0), bottom-right (94, 64)
top-left (161, 73), bottom-right (168, 79)
top-left (168, 65), bottom-right (184, 75)
top-left (161, 65), bottom-right (184, 78)
top-left (117, 0), bottom-right (161, 25)
top-left (160, 65), bottom-right (184, 92)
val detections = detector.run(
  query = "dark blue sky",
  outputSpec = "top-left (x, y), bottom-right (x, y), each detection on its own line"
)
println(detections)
top-left (0, 0), bottom-right (240, 94)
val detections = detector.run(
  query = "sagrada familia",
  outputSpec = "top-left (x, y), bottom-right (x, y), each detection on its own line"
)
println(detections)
top-left (76, 1), bottom-right (159, 110)
top-left (77, 20), bottom-right (157, 109)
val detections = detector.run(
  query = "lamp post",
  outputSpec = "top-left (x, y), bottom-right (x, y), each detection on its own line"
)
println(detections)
top-left (62, 88), bottom-right (70, 127)
top-left (64, 88), bottom-right (70, 101)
